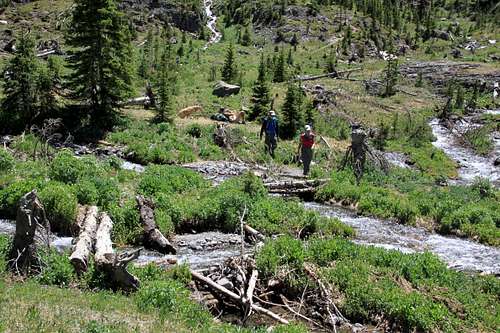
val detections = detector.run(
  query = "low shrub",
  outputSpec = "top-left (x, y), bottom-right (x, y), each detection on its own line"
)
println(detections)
top-left (0, 149), bottom-right (14, 173)
top-left (0, 179), bottom-right (44, 218)
top-left (49, 150), bottom-right (103, 184)
top-left (39, 182), bottom-right (78, 235)
top-left (109, 200), bottom-right (142, 245)
top-left (138, 165), bottom-right (209, 197)
top-left (0, 234), bottom-right (11, 273)
top-left (38, 249), bottom-right (76, 286)
top-left (73, 180), bottom-right (99, 205)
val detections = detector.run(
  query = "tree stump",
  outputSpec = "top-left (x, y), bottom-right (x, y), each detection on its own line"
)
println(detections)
top-left (8, 190), bottom-right (48, 275)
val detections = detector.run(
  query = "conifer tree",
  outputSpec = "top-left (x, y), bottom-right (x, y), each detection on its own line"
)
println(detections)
top-left (66, 0), bottom-right (134, 128)
top-left (241, 26), bottom-right (252, 46)
top-left (154, 45), bottom-right (176, 123)
top-left (325, 48), bottom-right (336, 73)
top-left (37, 56), bottom-right (63, 118)
top-left (221, 43), bottom-right (237, 83)
top-left (383, 53), bottom-right (398, 97)
top-left (273, 49), bottom-right (286, 83)
top-left (280, 83), bottom-right (305, 139)
top-left (287, 48), bottom-right (294, 65)
top-left (455, 85), bottom-right (464, 110)
top-left (249, 53), bottom-right (271, 121)
top-left (0, 32), bottom-right (39, 131)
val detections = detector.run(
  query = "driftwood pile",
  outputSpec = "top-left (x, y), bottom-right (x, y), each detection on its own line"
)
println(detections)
top-left (191, 257), bottom-right (356, 331)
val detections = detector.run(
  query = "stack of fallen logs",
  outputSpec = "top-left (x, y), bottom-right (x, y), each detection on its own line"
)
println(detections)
top-left (69, 206), bottom-right (141, 290)
top-left (191, 257), bottom-right (356, 331)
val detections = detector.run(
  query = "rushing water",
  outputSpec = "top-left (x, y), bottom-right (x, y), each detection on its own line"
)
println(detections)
top-left (304, 202), bottom-right (500, 274)
top-left (429, 110), bottom-right (500, 186)
top-left (203, 0), bottom-right (222, 49)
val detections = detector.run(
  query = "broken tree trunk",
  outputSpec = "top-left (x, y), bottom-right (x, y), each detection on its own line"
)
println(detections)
top-left (95, 212), bottom-right (141, 291)
top-left (243, 224), bottom-right (265, 243)
top-left (8, 190), bottom-right (48, 275)
top-left (136, 195), bottom-right (176, 254)
top-left (69, 206), bottom-right (99, 274)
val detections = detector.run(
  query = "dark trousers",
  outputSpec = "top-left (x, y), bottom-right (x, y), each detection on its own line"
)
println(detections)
top-left (301, 147), bottom-right (313, 175)
top-left (265, 134), bottom-right (277, 157)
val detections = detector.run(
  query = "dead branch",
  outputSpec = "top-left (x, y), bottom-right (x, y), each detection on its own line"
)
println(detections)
top-left (297, 68), bottom-right (362, 82)
top-left (191, 270), bottom-right (289, 324)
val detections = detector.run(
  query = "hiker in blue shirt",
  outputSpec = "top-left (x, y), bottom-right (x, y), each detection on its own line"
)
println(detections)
top-left (260, 110), bottom-right (279, 158)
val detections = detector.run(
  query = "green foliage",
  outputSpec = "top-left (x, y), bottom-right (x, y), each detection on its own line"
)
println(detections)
top-left (221, 43), bottom-right (237, 83)
top-left (154, 45), bottom-right (177, 124)
top-left (49, 150), bottom-right (101, 184)
top-left (136, 279), bottom-right (213, 328)
top-left (0, 149), bottom-right (15, 173)
top-left (66, 0), bottom-right (134, 128)
top-left (0, 234), bottom-right (10, 274)
top-left (0, 179), bottom-right (43, 218)
top-left (257, 237), bottom-right (500, 331)
top-left (273, 48), bottom-right (286, 83)
top-left (109, 200), bottom-right (141, 245)
top-left (463, 125), bottom-right (494, 156)
top-left (39, 182), bottom-right (78, 235)
top-left (74, 180), bottom-right (99, 205)
top-left (280, 83), bottom-right (305, 139)
top-left (38, 249), bottom-right (76, 287)
top-left (249, 53), bottom-right (271, 121)
top-left (0, 32), bottom-right (39, 132)
top-left (138, 165), bottom-right (208, 197)
top-left (317, 169), bottom-right (500, 245)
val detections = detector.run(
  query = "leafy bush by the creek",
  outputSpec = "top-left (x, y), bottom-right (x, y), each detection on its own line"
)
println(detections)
top-left (109, 200), bottom-right (142, 245)
top-left (37, 249), bottom-right (76, 287)
top-left (0, 234), bottom-right (10, 273)
top-left (0, 179), bottom-right (44, 218)
top-left (138, 164), bottom-right (209, 197)
top-left (49, 150), bottom-right (104, 184)
top-left (0, 149), bottom-right (14, 173)
top-left (316, 169), bottom-right (500, 245)
top-left (150, 173), bottom-right (354, 237)
top-left (39, 182), bottom-right (78, 235)
top-left (256, 237), bottom-right (500, 331)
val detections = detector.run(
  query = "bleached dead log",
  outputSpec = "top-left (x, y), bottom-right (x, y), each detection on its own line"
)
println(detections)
top-left (136, 195), bottom-right (176, 254)
top-left (243, 224), bottom-right (265, 243)
top-left (263, 179), bottom-right (329, 195)
top-left (121, 96), bottom-right (149, 106)
top-left (191, 270), bottom-right (289, 324)
top-left (95, 213), bottom-right (141, 291)
top-left (8, 190), bottom-right (48, 275)
top-left (296, 68), bottom-right (362, 81)
top-left (36, 49), bottom-right (59, 58)
top-left (69, 206), bottom-right (98, 274)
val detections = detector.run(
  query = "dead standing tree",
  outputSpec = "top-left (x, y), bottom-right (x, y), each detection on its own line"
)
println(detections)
top-left (8, 190), bottom-right (50, 275)
top-left (340, 125), bottom-right (389, 184)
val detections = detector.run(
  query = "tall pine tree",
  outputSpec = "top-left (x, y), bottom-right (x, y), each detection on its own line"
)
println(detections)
top-left (280, 83), bottom-right (305, 139)
top-left (154, 45), bottom-right (176, 123)
top-left (273, 49), bottom-right (286, 83)
top-left (249, 53), bottom-right (271, 121)
top-left (0, 32), bottom-right (39, 131)
top-left (221, 43), bottom-right (237, 83)
top-left (66, 0), bottom-right (134, 128)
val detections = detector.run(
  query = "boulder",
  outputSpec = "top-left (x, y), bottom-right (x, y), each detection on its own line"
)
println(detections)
top-left (494, 157), bottom-right (500, 167)
top-left (212, 81), bottom-right (240, 97)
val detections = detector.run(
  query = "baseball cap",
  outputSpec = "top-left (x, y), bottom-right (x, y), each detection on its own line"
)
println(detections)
top-left (269, 110), bottom-right (276, 116)
top-left (305, 125), bottom-right (311, 131)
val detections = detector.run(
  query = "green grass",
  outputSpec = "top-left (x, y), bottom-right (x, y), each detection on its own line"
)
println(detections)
top-left (256, 236), bottom-right (500, 332)
top-left (316, 169), bottom-right (500, 246)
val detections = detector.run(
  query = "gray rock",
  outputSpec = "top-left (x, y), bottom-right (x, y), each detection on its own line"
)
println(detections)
top-left (494, 157), bottom-right (500, 166)
top-left (212, 81), bottom-right (241, 97)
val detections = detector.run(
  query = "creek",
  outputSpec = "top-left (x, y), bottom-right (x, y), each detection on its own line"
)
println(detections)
top-left (429, 109), bottom-right (500, 187)
top-left (202, 0), bottom-right (222, 49)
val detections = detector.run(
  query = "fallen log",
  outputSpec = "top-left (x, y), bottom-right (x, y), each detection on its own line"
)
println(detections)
top-left (136, 195), bottom-right (176, 255)
top-left (8, 190), bottom-right (48, 275)
top-left (69, 206), bottom-right (98, 274)
top-left (243, 224), bottom-right (265, 243)
top-left (191, 270), bottom-right (289, 324)
top-left (296, 68), bottom-right (362, 82)
top-left (263, 179), bottom-right (329, 195)
top-left (95, 212), bottom-right (141, 291)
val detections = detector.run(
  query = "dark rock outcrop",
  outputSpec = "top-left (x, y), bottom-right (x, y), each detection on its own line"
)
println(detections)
top-left (213, 81), bottom-right (241, 97)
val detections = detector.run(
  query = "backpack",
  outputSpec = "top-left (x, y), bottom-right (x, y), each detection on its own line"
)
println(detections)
top-left (265, 117), bottom-right (278, 135)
